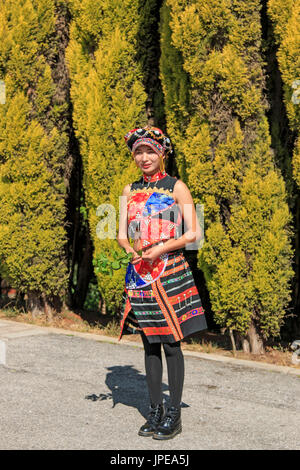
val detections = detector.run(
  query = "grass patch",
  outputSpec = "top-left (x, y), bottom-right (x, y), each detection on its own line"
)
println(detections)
top-left (1, 306), bottom-right (22, 318)
top-left (102, 319), bottom-right (120, 337)
top-left (182, 337), bottom-right (225, 355)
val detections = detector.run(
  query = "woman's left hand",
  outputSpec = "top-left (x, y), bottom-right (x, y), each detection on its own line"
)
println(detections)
top-left (141, 245), bottom-right (164, 263)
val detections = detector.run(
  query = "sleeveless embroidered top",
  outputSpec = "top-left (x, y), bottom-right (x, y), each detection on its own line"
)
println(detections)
top-left (125, 171), bottom-right (183, 289)
top-left (127, 172), bottom-right (182, 249)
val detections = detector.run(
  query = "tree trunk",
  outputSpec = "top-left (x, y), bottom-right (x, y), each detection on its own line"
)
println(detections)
top-left (42, 293), bottom-right (53, 322)
top-left (242, 338), bottom-right (250, 353)
top-left (247, 320), bottom-right (265, 354)
top-left (27, 291), bottom-right (44, 318)
top-left (229, 329), bottom-right (237, 356)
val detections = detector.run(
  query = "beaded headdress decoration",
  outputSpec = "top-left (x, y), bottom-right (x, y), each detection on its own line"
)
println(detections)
top-left (124, 126), bottom-right (173, 157)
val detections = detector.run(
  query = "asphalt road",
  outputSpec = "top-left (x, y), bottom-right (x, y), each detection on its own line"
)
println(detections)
top-left (0, 320), bottom-right (299, 450)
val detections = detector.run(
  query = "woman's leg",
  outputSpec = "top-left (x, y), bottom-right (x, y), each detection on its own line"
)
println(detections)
top-left (141, 331), bottom-right (163, 405)
top-left (162, 341), bottom-right (184, 408)
top-left (152, 341), bottom-right (184, 439)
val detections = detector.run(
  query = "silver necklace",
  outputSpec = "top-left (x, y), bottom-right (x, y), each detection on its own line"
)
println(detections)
top-left (143, 171), bottom-right (166, 189)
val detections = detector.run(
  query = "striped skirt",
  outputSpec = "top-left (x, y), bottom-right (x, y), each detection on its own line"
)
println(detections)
top-left (118, 250), bottom-right (207, 343)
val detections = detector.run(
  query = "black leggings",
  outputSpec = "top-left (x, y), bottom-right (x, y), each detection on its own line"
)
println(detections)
top-left (141, 331), bottom-right (184, 408)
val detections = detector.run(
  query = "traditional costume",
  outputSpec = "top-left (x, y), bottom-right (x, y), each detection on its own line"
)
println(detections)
top-left (117, 125), bottom-right (207, 440)
top-left (118, 126), bottom-right (207, 343)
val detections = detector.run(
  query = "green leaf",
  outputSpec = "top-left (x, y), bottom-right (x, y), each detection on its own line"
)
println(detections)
top-left (100, 266), bottom-right (109, 274)
top-left (111, 261), bottom-right (120, 270)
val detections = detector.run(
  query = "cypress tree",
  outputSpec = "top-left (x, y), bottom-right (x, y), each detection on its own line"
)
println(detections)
top-left (160, 0), bottom-right (294, 352)
top-left (159, 1), bottom-right (190, 179)
top-left (66, 0), bottom-right (148, 313)
top-left (267, 0), bottom-right (300, 332)
top-left (0, 0), bottom-right (72, 317)
top-left (268, 0), bottom-right (300, 188)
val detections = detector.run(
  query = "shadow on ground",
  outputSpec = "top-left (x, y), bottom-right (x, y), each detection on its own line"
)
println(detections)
top-left (85, 365), bottom-right (189, 419)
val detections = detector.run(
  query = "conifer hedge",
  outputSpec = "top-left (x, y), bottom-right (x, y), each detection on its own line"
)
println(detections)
top-left (66, 0), bottom-right (148, 313)
top-left (0, 0), bottom-right (298, 349)
top-left (0, 0), bottom-right (70, 316)
top-left (268, 0), bottom-right (300, 187)
top-left (160, 0), bottom-right (294, 352)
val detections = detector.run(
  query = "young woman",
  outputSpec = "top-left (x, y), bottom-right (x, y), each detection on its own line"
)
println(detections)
top-left (117, 126), bottom-right (207, 440)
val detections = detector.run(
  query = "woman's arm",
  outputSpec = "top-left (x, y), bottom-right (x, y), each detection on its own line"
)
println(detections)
top-left (142, 180), bottom-right (202, 262)
top-left (117, 184), bottom-right (142, 265)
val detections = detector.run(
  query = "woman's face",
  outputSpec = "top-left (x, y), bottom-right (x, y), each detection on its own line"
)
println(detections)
top-left (133, 144), bottom-right (164, 174)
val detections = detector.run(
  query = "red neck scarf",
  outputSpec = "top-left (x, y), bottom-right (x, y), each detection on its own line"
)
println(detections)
top-left (142, 170), bottom-right (167, 183)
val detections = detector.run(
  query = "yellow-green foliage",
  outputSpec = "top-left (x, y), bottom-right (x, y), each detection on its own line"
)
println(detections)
top-left (268, 0), bottom-right (300, 187)
top-left (66, 0), bottom-right (148, 313)
top-left (160, 0), bottom-right (294, 339)
top-left (0, 0), bottom-right (69, 298)
top-left (159, 1), bottom-right (190, 178)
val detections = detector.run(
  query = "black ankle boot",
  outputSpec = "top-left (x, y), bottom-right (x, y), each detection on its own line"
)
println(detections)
top-left (152, 405), bottom-right (182, 440)
top-left (138, 404), bottom-right (165, 437)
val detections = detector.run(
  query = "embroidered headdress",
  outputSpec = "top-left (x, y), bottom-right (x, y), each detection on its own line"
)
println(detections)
top-left (124, 125), bottom-right (173, 157)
